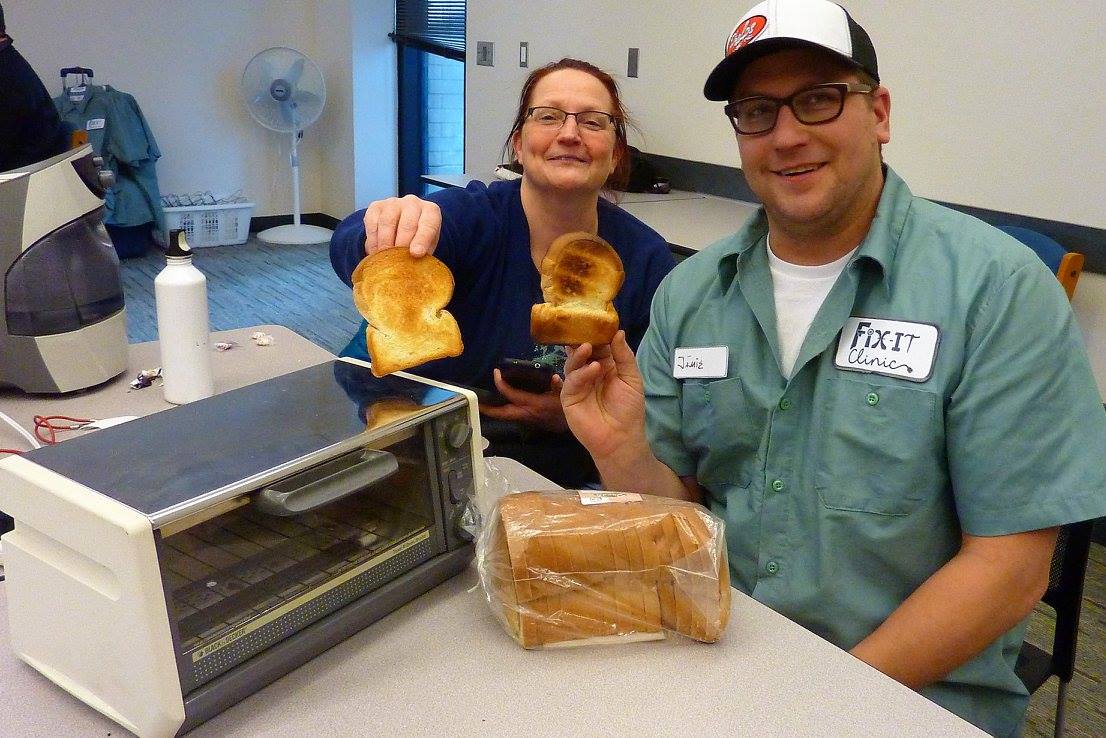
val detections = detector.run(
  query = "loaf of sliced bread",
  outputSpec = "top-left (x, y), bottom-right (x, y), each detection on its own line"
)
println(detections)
top-left (481, 490), bottom-right (730, 648)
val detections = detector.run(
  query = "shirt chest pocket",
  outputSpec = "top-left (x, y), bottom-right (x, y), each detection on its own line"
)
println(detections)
top-left (816, 377), bottom-right (944, 516)
top-left (680, 376), bottom-right (767, 489)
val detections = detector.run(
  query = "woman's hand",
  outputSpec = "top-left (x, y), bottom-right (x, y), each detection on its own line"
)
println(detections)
top-left (559, 331), bottom-right (648, 460)
top-left (480, 371), bottom-right (569, 433)
top-left (362, 195), bottom-right (442, 257)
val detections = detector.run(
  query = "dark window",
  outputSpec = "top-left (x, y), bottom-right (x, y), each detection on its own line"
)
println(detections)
top-left (393, 0), bottom-right (465, 196)
top-left (394, 0), bottom-right (465, 60)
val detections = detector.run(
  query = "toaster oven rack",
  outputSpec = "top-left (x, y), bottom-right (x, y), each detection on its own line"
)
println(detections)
top-left (158, 458), bottom-right (439, 690)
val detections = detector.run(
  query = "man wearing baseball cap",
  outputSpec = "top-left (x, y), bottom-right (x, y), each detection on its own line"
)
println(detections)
top-left (560, 0), bottom-right (1106, 734)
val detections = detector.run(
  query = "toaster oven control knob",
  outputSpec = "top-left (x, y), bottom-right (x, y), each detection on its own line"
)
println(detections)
top-left (445, 422), bottom-right (471, 449)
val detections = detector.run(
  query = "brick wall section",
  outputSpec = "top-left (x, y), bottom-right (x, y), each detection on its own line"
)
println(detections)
top-left (424, 54), bottom-right (464, 174)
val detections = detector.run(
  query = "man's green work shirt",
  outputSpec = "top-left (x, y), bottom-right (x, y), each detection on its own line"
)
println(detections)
top-left (638, 168), bottom-right (1106, 737)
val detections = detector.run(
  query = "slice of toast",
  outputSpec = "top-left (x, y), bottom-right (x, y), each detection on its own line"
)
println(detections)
top-left (531, 232), bottom-right (624, 345)
top-left (351, 249), bottom-right (463, 377)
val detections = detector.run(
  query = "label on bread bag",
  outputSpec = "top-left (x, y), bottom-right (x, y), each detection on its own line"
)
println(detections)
top-left (579, 491), bottom-right (643, 505)
top-left (673, 346), bottom-right (728, 379)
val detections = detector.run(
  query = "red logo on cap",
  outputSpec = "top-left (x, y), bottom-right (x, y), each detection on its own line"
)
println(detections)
top-left (726, 15), bottom-right (767, 55)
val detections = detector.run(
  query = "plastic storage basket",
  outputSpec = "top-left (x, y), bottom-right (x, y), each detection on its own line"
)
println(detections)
top-left (162, 202), bottom-right (254, 247)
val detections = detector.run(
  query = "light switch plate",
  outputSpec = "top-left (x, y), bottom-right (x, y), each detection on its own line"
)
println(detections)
top-left (519, 42), bottom-right (528, 68)
top-left (477, 41), bottom-right (494, 67)
top-left (627, 47), bottom-right (639, 78)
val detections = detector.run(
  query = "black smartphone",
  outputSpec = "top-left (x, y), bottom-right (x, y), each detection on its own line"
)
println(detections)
top-left (452, 382), bottom-right (507, 406)
top-left (497, 359), bottom-right (556, 394)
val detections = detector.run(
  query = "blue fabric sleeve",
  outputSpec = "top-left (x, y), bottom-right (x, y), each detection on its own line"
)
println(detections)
top-left (330, 210), bottom-right (367, 287)
top-left (624, 241), bottom-right (676, 352)
top-left (329, 181), bottom-right (500, 287)
top-left (109, 90), bottom-right (160, 165)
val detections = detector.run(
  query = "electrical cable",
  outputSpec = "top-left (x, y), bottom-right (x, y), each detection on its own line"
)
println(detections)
top-left (0, 409), bottom-right (41, 450)
top-left (33, 415), bottom-right (93, 445)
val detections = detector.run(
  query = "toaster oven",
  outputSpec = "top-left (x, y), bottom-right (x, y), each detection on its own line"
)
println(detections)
top-left (0, 358), bottom-right (481, 736)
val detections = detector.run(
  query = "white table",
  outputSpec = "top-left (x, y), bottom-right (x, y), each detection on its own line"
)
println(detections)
top-left (421, 170), bottom-right (705, 204)
top-left (420, 170), bottom-right (758, 253)
top-left (0, 325), bottom-right (334, 453)
top-left (621, 194), bottom-right (760, 252)
top-left (0, 445), bottom-right (981, 737)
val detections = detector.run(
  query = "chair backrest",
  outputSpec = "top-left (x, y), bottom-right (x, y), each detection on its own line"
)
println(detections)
top-left (1041, 519), bottom-right (1095, 682)
top-left (997, 225), bottom-right (1085, 301)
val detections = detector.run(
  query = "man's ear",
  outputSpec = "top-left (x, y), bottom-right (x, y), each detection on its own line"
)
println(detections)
top-left (872, 86), bottom-right (891, 145)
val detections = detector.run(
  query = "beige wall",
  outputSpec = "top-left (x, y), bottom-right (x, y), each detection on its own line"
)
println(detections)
top-left (464, 0), bottom-right (1106, 398)
top-left (12, 0), bottom-right (396, 220)
top-left (465, 0), bottom-right (1106, 230)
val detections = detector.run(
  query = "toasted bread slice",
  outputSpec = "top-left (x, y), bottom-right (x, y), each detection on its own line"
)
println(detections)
top-left (531, 232), bottom-right (624, 345)
top-left (351, 249), bottom-right (463, 377)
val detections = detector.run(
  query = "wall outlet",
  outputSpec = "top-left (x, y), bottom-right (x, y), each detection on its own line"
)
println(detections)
top-left (628, 47), bottom-right (639, 78)
top-left (519, 42), bottom-right (529, 68)
top-left (477, 41), bottom-right (494, 67)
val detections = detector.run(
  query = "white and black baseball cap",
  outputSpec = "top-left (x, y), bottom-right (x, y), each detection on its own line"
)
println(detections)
top-left (703, 0), bottom-right (879, 101)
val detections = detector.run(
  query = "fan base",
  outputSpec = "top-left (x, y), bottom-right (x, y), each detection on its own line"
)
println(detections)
top-left (257, 223), bottom-right (334, 245)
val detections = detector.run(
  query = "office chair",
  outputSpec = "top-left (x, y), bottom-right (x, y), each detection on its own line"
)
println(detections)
top-left (998, 225), bottom-right (1085, 301)
top-left (1015, 519), bottom-right (1095, 738)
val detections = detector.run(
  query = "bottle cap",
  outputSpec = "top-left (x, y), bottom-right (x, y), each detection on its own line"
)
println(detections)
top-left (166, 229), bottom-right (193, 258)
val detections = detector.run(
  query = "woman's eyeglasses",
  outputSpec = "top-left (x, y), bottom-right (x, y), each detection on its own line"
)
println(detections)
top-left (526, 106), bottom-right (616, 132)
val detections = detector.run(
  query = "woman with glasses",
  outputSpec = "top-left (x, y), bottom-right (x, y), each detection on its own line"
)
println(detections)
top-left (330, 58), bottom-right (675, 487)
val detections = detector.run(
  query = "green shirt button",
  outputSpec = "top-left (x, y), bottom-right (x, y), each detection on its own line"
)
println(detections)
top-left (766, 561), bottom-right (780, 575)
top-left (771, 479), bottom-right (785, 492)
top-left (866, 392), bottom-right (879, 406)
top-left (779, 398), bottom-right (793, 410)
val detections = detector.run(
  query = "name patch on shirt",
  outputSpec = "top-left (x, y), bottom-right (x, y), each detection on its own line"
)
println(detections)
top-left (86, 118), bottom-right (106, 130)
top-left (834, 317), bottom-right (939, 382)
top-left (673, 346), bottom-right (728, 379)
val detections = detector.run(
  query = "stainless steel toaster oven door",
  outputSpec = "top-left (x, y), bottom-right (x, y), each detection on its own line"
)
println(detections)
top-left (157, 422), bottom-right (453, 693)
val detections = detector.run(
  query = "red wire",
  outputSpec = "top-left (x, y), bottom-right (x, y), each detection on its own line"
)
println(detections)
top-left (32, 415), bottom-right (92, 445)
top-left (0, 449), bottom-right (24, 455)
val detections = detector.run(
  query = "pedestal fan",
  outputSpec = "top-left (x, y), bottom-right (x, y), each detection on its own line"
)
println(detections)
top-left (241, 47), bottom-right (333, 245)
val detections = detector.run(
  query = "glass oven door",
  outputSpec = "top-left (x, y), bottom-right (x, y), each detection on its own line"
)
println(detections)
top-left (157, 424), bottom-right (446, 693)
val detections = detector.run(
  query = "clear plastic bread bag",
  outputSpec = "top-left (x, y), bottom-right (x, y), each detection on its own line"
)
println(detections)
top-left (475, 489), bottom-right (730, 649)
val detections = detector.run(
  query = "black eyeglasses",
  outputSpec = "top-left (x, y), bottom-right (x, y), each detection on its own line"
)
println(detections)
top-left (724, 82), bottom-right (875, 135)
top-left (526, 106), bottom-right (616, 132)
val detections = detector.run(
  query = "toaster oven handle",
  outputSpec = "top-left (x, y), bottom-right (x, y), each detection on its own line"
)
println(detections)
top-left (254, 449), bottom-right (400, 516)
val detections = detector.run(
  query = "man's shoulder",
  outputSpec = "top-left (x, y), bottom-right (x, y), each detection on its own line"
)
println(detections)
top-left (675, 230), bottom-right (748, 273)
top-left (900, 197), bottom-right (1045, 278)
top-left (652, 231), bottom-right (748, 307)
